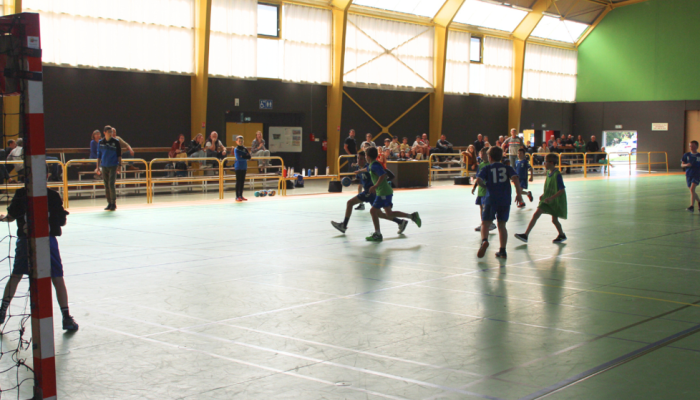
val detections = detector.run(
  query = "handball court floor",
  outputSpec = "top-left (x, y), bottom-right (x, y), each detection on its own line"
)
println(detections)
top-left (2, 173), bottom-right (700, 399)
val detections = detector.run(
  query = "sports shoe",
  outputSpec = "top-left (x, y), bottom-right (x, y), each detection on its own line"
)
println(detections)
top-left (111, 204), bottom-right (117, 211)
top-left (474, 225), bottom-right (482, 232)
top-left (477, 240), bottom-right (489, 258)
top-left (553, 234), bottom-right (567, 243)
top-left (495, 250), bottom-right (508, 259)
top-left (411, 212), bottom-right (422, 228)
top-left (489, 223), bottom-right (497, 231)
top-left (527, 192), bottom-right (534, 202)
top-left (687, 206), bottom-right (694, 212)
top-left (514, 233), bottom-right (528, 243)
top-left (355, 204), bottom-right (365, 211)
top-left (398, 219), bottom-right (408, 234)
top-left (366, 232), bottom-right (383, 242)
top-left (331, 221), bottom-right (347, 234)
top-left (241, 197), bottom-right (248, 201)
top-left (104, 204), bottom-right (112, 211)
top-left (235, 197), bottom-right (243, 202)
top-left (517, 202), bottom-right (526, 208)
top-left (62, 316), bottom-right (79, 331)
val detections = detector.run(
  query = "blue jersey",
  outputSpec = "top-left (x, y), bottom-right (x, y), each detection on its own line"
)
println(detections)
top-left (359, 171), bottom-right (373, 192)
top-left (477, 162), bottom-right (516, 206)
top-left (682, 152), bottom-right (700, 179)
top-left (515, 159), bottom-right (530, 183)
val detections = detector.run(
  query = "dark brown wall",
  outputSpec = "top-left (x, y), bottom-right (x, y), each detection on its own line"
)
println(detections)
top-left (43, 66), bottom-right (191, 150)
top-left (341, 87), bottom-right (430, 145)
top-left (521, 100), bottom-right (574, 137)
top-left (574, 100), bottom-right (690, 167)
top-left (207, 78), bottom-right (327, 170)
top-left (442, 94), bottom-right (509, 146)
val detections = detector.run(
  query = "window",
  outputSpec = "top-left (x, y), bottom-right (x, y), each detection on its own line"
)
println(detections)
top-left (258, 3), bottom-right (279, 37)
top-left (531, 16), bottom-right (589, 43)
top-left (470, 37), bottom-right (482, 63)
top-left (453, 0), bottom-right (528, 33)
top-left (257, 37), bottom-right (281, 79)
top-left (351, 0), bottom-right (444, 18)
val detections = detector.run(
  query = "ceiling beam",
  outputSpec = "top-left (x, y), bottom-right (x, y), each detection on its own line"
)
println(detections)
top-left (327, 0), bottom-right (353, 175)
top-left (510, 0), bottom-right (551, 132)
top-left (576, 4), bottom-right (612, 47)
top-left (429, 0), bottom-right (465, 146)
top-left (612, 0), bottom-right (650, 8)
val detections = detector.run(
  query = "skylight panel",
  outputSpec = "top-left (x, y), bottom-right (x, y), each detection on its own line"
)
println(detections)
top-left (531, 15), bottom-right (589, 43)
top-left (352, 0), bottom-right (444, 18)
top-left (453, 0), bottom-right (528, 32)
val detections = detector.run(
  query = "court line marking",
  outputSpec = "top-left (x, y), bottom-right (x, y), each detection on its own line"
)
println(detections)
top-left (75, 307), bottom-right (504, 400)
top-left (81, 323), bottom-right (409, 400)
top-left (518, 322), bottom-right (700, 400)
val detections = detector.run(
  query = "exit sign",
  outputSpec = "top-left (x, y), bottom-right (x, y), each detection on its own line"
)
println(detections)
top-left (259, 99), bottom-right (273, 109)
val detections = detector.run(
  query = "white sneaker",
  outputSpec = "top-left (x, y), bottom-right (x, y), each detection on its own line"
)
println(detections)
top-left (474, 225), bottom-right (482, 232)
top-left (355, 203), bottom-right (365, 211)
top-left (489, 223), bottom-right (497, 231)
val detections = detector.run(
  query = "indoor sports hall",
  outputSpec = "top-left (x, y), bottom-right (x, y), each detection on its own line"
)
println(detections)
top-left (0, 0), bottom-right (699, 399)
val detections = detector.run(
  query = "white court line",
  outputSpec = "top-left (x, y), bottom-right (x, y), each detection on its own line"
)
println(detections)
top-left (82, 323), bottom-right (408, 400)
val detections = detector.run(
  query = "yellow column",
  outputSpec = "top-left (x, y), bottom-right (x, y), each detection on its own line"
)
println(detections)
top-left (429, 0), bottom-right (465, 146)
top-left (508, 0), bottom-right (551, 132)
top-left (12, 0), bottom-right (21, 13)
top-left (192, 0), bottom-right (212, 139)
top-left (327, 0), bottom-right (353, 175)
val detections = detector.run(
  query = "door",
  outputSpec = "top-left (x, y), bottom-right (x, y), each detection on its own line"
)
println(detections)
top-left (686, 111), bottom-right (700, 150)
top-left (226, 122), bottom-right (264, 173)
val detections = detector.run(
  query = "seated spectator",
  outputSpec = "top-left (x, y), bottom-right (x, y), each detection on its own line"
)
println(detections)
top-left (360, 133), bottom-right (376, 151)
top-left (169, 134), bottom-right (188, 159)
top-left (187, 133), bottom-right (205, 158)
top-left (413, 135), bottom-right (429, 159)
top-left (398, 149), bottom-right (409, 160)
top-left (205, 131), bottom-right (227, 160)
top-left (90, 130), bottom-right (101, 159)
top-left (474, 134), bottom-right (485, 153)
top-left (574, 135), bottom-right (586, 153)
top-left (8, 138), bottom-right (24, 181)
top-left (251, 130), bottom-right (271, 168)
top-left (4, 140), bottom-right (17, 175)
top-left (483, 135), bottom-right (492, 148)
top-left (462, 144), bottom-right (478, 172)
top-left (436, 134), bottom-right (454, 154)
top-left (400, 137), bottom-right (411, 154)
top-left (389, 136), bottom-right (400, 157)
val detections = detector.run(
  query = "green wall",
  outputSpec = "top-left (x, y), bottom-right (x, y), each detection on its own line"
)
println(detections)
top-left (577, 0), bottom-right (700, 102)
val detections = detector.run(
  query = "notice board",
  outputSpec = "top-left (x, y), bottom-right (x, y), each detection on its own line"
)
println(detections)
top-left (269, 126), bottom-right (303, 153)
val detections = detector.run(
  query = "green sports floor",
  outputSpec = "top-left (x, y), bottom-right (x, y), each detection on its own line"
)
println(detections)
top-left (1, 173), bottom-right (699, 399)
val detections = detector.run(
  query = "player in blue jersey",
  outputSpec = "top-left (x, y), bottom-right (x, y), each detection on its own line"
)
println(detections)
top-left (331, 152), bottom-right (376, 233)
top-left (515, 148), bottom-right (534, 208)
top-left (681, 140), bottom-right (700, 212)
top-left (475, 146), bottom-right (524, 259)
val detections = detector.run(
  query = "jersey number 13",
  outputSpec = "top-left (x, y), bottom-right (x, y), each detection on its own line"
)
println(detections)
top-left (490, 167), bottom-right (508, 183)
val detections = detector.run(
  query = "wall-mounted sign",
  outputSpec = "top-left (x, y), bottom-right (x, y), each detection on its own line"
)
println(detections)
top-left (652, 123), bottom-right (668, 131)
top-left (259, 99), bottom-right (273, 110)
top-left (615, 125), bottom-right (623, 129)
top-left (541, 124), bottom-right (547, 128)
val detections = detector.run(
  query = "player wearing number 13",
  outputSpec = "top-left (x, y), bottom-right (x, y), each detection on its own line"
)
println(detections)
top-left (475, 146), bottom-right (524, 259)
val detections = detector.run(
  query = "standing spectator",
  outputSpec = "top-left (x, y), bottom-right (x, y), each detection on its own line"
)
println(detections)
top-left (361, 133), bottom-right (376, 151)
top-left (169, 134), bottom-right (188, 158)
top-left (251, 130), bottom-right (271, 169)
top-left (474, 134), bottom-right (485, 153)
top-left (233, 135), bottom-right (251, 202)
top-left (503, 128), bottom-right (524, 167)
top-left (187, 133), bottom-right (206, 158)
top-left (586, 135), bottom-right (602, 170)
top-left (94, 126), bottom-right (121, 211)
top-left (90, 130), bottom-right (101, 159)
top-left (344, 129), bottom-right (357, 160)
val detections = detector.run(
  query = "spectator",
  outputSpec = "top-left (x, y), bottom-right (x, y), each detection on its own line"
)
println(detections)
top-left (436, 134), bottom-right (454, 154)
top-left (421, 133), bottom-right (432, 155)
top-left (90, 130), bottom-right (101, 159)
top-left (205, 131), bottom-right (227, 159)
top-left (8, 138), bottom-right (24, 179)
top-left (251, 130), bottom-right (271, 169)
top-left (169, 134), bottom-right (188, 159)
top-left (399, 137), bottom-right (411, 154)
top-left (586, 135), bottom-right (603, 170)
top-left (503, 128), bottom-right (524, 167)
top-left (344, 129), bottom-right (357, 159)
top-left (389, 136), bottom-right (400, 157)
top-left (94, 126), bottom-right (121, 211)
top-left (462, 144), bottom-right (478, 172)
top-left (361, 133), bottom-right (376, 151)
top-left (187, 133), bottom-right (206, 158)
top-left (233, 135), bottom-right (251, 202)
top-left (382, 138), bottom-right (393, 160)
top-left (483, 135), bottom-right (492, 148)
top-left (497, 136), bottom-right (505, 148)
top-left (398, 149), bottom-right (409, 160)
top-left (0, 139), bottom-right (16, 181)
top-left (474, 134), bottom-right (485, 153)
top-left (574, 135), bottom-right (586, 153)
top-left (412, 135), bottom-right (429, 160)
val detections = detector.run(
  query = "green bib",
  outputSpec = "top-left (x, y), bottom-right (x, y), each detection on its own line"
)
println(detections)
top-left (477, 161), bottom-right (488, 197)
top-left (538, 169), bottom-right (567, 219)
top-left (369, 161), bottom-right (393, 197)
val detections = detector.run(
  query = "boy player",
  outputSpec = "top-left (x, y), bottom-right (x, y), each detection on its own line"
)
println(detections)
top-left (475, 147), bottom-right (524, 259)
top-left (332, 152), bottom-right (375, 233)
top-left (681, 140), bottom-right (700, 212)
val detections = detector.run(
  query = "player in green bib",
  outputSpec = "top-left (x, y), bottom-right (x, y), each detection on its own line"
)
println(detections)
top-left (471, 147), bottom-right (496, 232)
top-left (364, 147), bottom-right (421, 242)
top-left (515, 153), bottom-right (568, 244)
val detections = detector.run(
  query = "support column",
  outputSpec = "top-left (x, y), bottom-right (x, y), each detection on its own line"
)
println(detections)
top-left (12, 0), bottom-right (21, 13)
top-left (327, 0), bottom-right (352, 175)
top-left (192, 0), bottom-right (212, 139)
top-left (429, 0), bottom-right (464, 146)
top-left (508, 0), bottom-right (550, 132)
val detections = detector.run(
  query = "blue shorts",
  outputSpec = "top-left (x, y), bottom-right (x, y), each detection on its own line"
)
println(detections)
top-left (520, 180), bottom-right (528, 190)
top-left (482, 204), bottom-right (510, 222)
top-left (357, 191), bottom-right (377, 204)
top-left (372, 195), bottom-right (394, 209)
top-left (687, 176), bottom-right (700, 188)
top-left (12, 236), bottom-right (64, 278)
top-left (475, 196), bottom-right (484, 205)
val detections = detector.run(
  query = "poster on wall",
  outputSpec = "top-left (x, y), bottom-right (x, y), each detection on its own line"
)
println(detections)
top-left (269, 127), bottom-right (303, 153)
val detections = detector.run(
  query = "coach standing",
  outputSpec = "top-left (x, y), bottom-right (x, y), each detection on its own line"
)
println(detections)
top-left (344, 129), bottom-right (357, 171)
top-left (94, 126), bottom-right (122, 211)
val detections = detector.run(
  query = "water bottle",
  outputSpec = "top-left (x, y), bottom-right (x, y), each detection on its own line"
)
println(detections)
top-left (314, 166), bottom-right (318, 176)
top-left (326, 166), bottom-right (330, 175)
top-left (302, 168), bottom-right (306, 177)
top-left (291, 167), bottom-right (295, 175)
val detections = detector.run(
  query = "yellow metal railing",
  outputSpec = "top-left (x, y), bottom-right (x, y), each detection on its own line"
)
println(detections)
top-left (63, 159), bottom-right (149, 208)
top-left (530, 153), bottom-right (560, 174)
top-left (636, 151), bottom-right (669, 174)
top-left (0, 159), bottom-right (65, 191)
top-left (220, 156), bottom-right (285, 199)
top-left (428, 153), bottom-right (467, 186)
top-left (148, 158), bottom-right (222, 203)
top-left (604, 152), bottom-right (631, 177)
top-left (336, 154), bottom-right (359, 181)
